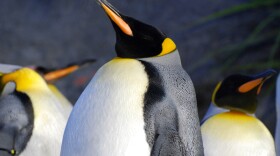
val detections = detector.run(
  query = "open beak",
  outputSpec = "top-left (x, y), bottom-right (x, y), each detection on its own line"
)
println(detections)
top-left (238, 69), bottom-right (277, 94)
top-left (97, 0), bottom-right (133, 36)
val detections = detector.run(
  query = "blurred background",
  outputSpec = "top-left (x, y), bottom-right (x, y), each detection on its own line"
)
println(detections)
top-left (0, 0), bottom-right (279, 134)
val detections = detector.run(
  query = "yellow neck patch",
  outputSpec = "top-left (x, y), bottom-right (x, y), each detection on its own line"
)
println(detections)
top-left (1, 68), bottom-right (49, 92)
top-left (158, 38), bottom-right (176, 56)
top-left (214, 111), bottom-right (255, 122)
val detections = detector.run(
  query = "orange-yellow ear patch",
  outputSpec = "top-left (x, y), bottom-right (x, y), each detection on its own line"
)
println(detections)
top-left (101, 3), bottom-right (133, 36)
top-left (158, 38), bottom-right (176, 56)
top-left (238, 78), bottom-right (263, 93)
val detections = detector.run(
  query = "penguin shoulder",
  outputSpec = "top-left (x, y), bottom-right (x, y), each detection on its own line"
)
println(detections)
top-left (91, 58), bottom-right (149, 88)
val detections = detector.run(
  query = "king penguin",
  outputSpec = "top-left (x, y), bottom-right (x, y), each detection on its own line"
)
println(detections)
top-left (201, 70), bottom-right (276, 156)
top-left (275, 73), bottom-right (280, 155)
top-left (61, 0), bottom-right (204, 155)
top-left (0, 68), bottom-right (68, 156)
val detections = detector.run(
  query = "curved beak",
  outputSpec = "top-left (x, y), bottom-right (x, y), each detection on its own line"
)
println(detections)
top-left (238, 69), bottom-right (277, 94)
top-left (97, 0), bottom-right (133, 36)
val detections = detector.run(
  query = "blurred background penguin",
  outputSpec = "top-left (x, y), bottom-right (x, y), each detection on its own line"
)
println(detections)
top-left (0, 60), bottom-right (94, 156)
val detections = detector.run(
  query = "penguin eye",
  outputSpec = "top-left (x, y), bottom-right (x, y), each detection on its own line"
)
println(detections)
top-left (10, 149), bottom-right (16, 155)
top-left (0, 148), bottom-right (16, 156)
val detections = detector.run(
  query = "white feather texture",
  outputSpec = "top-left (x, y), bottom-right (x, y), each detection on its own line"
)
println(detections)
top-left (21, 89), bottom-right (67, 156)
top-left (202, 112), bottom-right (276, 156)
top-left (61, 58), bottom-right (151, 156)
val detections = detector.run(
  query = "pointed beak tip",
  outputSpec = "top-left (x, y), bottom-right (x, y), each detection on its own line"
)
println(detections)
top-left (96, 0), bottom-right (103, 5)
top-left (98, 0), bottom-right (133, 36)
top-left (269, 69), bottom-right (277, 76)
top-left (97, 0), bottom-right (110, 10)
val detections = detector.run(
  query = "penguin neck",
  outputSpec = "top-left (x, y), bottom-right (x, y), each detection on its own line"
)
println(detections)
top-left (139, 50), bottom-right (182, 66)
top-left (228, 110), bottom-right (246, 115)
top-left (228, 110), bottom-right (255, 117)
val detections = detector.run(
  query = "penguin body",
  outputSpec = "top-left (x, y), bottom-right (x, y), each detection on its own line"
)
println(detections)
top-left (0, 68), bottom-right (67, 156)
top-left (47, 84), bottom-right (72, 118)
top-left (62, 58), bottom-right (151, 156)
top-left (202, 112), bottom-right (275, 156)
top-left (201, 70), bottom-right (276, 156)
top-left (140, 50), bottom-right (202, 155)
top-left (61, 0), bottom-right (203, 155)
top-left (62, 51), bottom-right (202, 156)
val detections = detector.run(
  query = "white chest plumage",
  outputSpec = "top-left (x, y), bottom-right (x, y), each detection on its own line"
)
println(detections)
top-left (202, 112), bottom-right (276, 156)
top-left (21, 90), bottom-right (67, 156)
top-left (61, 58), bottom-right (151, 156)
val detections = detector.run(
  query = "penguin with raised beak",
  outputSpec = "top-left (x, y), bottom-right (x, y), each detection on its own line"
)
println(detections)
top-left (61, 0), bottom-right (204, 156)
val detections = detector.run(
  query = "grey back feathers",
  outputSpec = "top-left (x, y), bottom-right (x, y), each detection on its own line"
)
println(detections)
top-left (0, 92), bottom-right (34, 155)
top-left (61, 50), bottom-right (204, 156)
top-left (140, 50), bottom-right (204, 155)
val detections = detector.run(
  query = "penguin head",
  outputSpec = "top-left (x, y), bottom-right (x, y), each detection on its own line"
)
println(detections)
top-left (0, 68), bottom-right (49, 92)
top-left (212, 69), bottom-right (276, 114)
top-left (97, 0), bottom-right (176, 58)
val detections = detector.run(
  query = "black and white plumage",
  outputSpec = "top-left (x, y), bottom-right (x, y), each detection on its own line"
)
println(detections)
top-left (0, 67), bottom-right (68, 156)
top-left (61, 0), bottom-right (203, 156)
